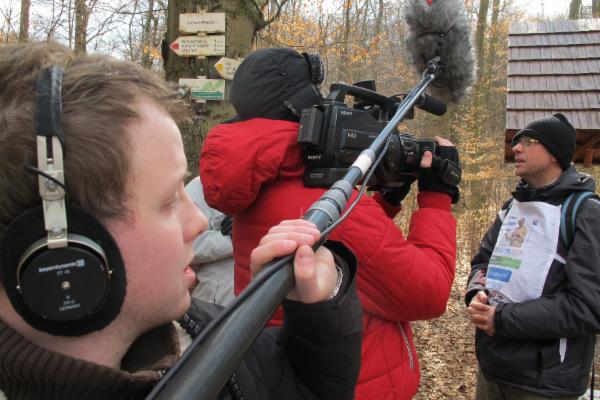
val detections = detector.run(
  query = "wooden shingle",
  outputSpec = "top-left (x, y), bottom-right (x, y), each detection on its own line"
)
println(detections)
top-left (506, 19), bottom-right (600, 165)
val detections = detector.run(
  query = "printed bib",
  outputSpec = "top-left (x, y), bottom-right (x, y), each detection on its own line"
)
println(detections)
top-left (485, 200), bottom-right (560, 305)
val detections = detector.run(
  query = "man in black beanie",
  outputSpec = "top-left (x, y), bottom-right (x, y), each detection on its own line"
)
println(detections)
top-left (465, 113), bottom-right (600, 399)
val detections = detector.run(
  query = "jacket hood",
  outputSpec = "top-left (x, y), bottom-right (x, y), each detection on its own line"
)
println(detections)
top-left (513, 165), bottom-right (596, 202)
top-left (199, 118), bottom-right (304, 215)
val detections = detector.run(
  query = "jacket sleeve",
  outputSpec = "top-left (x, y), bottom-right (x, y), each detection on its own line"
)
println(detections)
top-left (464, 210), bottom-right (504, 306)
top-left (494, 198), bottom-right (600, 339)
top-left (185, 177), bottom-right (234, 264)
top-left (241, 241), bottom-right (362, 400)
top-left (331, 190), bottom-right (456, 322)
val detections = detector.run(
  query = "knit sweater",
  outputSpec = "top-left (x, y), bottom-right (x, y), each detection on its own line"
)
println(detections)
top-left (0, 319), bottom-right (179, 399)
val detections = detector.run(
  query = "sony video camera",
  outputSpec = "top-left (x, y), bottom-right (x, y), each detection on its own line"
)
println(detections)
top-left (297, 81), bottom-right (438, 189)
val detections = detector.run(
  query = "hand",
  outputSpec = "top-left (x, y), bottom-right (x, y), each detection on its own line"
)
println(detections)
top-left (250, 219), bottom-right (338, 304)
top-left (467, 290), bottom-right (496, 336)
top-left (417, 136), bottom-right (461, 203)
top-left (380, 175), bottom-right (416, 206)
top-left (220, 215), bottom-right (233, 237)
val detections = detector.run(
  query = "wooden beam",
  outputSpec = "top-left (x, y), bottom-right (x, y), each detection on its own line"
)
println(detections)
top-left (584, 148), bottom-right (594, 167)
top-left (574, 134), bottom-right (600, 160)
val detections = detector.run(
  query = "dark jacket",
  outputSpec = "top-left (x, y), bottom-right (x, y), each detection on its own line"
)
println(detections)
top-left (465, 166), bottom-right (600, 397)
top-left (185, 242), bottom-right (361, 400)
top-left (200, 118), bottom-right (457, 400)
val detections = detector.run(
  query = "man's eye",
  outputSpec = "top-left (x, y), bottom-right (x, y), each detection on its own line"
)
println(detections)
top-left (166, 194), bottom-right (181, 209)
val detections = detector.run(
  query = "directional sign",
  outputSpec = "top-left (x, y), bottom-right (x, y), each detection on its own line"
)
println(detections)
top-left (179, 13), bottom-right (226, 34)
top-left (179, 78), bottom-right (225, 101)
top-left (214, 57), bottom-right (242, 80)
top-left (170, 35), bottom-right (225, 57)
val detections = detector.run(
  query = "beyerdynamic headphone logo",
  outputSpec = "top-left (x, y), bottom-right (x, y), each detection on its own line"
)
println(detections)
top-left (38, 259), bottom-right (86, 274)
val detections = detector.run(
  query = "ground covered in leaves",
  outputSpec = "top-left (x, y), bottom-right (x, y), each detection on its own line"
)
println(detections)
top-left (412, 260), bottom-right (478, 399)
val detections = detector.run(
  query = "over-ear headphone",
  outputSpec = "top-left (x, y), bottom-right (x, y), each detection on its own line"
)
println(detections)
top-left (0, 65), bottom-right (127, 336)
top-left (302, 52), bottom-right (325, 85)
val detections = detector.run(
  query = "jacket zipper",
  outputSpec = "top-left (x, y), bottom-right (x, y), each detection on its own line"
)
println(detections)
top-left (398, 323), bottom-right (414, 370)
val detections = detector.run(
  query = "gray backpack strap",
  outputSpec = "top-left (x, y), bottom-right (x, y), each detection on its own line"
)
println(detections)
top-left (499, 198), bottom-right (514, 222)
top-left (560, 191), bottom-right (596, 250)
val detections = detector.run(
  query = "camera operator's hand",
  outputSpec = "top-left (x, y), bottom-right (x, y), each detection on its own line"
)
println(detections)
top-left (380, 176), bottom-right (416, 206)
top-left (220, 215), bottom-right (233, 237)
top-left (250, 219), bottom-right (338, 304)
top-left (418, 136), bottom-right (461, 204)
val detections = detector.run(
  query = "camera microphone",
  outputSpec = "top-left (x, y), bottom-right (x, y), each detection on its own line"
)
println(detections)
top-left (416, 93), bottom-right (447, 116)
top-left (405, 0), bottom-right (476, 104)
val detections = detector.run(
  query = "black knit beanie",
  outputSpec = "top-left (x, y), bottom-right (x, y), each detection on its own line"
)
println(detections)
top-left (230, 48), bottom-right (323, 122)
top-left (513, 113), bottom-right (576, 170)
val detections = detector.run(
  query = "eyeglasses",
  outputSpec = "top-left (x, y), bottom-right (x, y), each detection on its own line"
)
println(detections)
top-left (512, 136), bottom-right (540, 148)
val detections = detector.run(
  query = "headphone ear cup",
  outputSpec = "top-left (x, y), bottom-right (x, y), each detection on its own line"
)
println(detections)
top-left (1, 205), bottom-right (127, 336)
top-left (302, 52), bottom-right (325, 85)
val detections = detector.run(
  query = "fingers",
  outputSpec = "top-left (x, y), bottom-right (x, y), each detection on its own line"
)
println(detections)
top-left (250, 238), bottom-right (298, 276)
top-left (475, 290), bottom-right (489, 304)
top-left (250, 219), bottom-right (321, 277)
top-left (257, 220), bottom-right (320, 246)
top-left (288, 245), bottom-right (336, 303)
top-left (420, 151), bottom-right (433, 168)
top-left (467, 291), bottom-right (496, 336)
top-left (434, 135), bottom-right (453, 147)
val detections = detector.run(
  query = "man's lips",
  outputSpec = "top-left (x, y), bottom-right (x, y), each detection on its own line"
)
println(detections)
top-left (184, 265), bottom-right (196, 289)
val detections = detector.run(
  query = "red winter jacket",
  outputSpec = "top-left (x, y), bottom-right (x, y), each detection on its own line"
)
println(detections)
top-left (200, 118), bottom-right (456, 400)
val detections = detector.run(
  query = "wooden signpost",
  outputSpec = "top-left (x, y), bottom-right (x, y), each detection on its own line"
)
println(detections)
top-left (214, 57), bottom-right (242, 80)
top-left (172, 12), bottom-right (229, 102)
top-left (169, 35), bottom-right (225, 57)
top-left (179, 13), bottom-right (226, 34)
top-left (179, 78), bottom-right (226, 101)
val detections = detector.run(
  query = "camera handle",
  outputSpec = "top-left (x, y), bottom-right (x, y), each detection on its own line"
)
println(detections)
top-left (329, 82), bottom-right (393, 106)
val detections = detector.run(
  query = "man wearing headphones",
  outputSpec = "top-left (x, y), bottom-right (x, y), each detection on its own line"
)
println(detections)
top-left (0, 42), bottom-right (361, 399)
top-left (200, 47), bottom-right (459, 400)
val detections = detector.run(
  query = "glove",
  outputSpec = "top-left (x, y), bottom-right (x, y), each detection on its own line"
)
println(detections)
top-left (380, 175), bottom-right (416, 206)
top-left (418, 145), bottom-right (461, 204)
top-left (220, 215), bottom-right (233, 237)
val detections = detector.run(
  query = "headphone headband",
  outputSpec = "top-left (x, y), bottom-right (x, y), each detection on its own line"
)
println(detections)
top-left (35, 66), bottom-right (68, 249)
top-left (35, 65), bottom-right (64, 139)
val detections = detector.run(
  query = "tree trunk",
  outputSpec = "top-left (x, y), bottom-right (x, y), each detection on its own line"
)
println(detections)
top-left (74, 0), bottom-right (88, 54)
top-left (19, 0), bottom-right (30, 42)
top-left (569, 0), bottom-right (582, 19)
top-left (340, 0), bottom-right (352, 83)
top-left (165, 0), bottom-right (265, 177)
top-left (593, 0), bottom-right (600, 17)
top-left (141, 0), bottom-right (155, 67)
top-left (475, 0), bottom-right (489, 75)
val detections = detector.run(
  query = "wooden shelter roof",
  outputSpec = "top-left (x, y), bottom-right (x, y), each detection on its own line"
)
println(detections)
top-left (506, 19), bottom-right (600, 165)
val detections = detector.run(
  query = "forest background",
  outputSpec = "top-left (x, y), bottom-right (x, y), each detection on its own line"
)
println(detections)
top-left (2, 0), bottom-right (600, 398)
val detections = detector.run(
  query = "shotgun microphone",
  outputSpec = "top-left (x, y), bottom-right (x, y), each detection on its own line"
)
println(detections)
top-left (416, 93), bottom-right (447, 116)
top-left (405, 0), bottom-right (476, 104)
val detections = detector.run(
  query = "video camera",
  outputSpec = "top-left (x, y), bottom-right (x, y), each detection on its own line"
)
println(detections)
top-left (297, 81), bottom-right (442, 189)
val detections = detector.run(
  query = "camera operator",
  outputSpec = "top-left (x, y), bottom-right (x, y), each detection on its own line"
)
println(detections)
top-left (0, 42), bottom-right (361, 400)
top-left (200, 47), bottom-right (459, 400)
